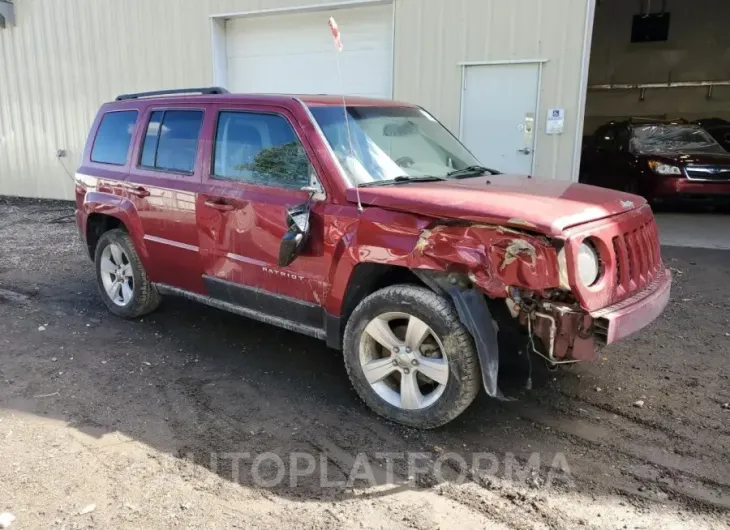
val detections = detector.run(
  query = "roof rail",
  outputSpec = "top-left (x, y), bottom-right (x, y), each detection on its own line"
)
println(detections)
top-left (115, 87), bottom-right (229, 101)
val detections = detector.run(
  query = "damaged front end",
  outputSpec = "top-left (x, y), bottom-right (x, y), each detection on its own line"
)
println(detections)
top-left (407, 222), bottom-right (598, 398)
top-left (514, 295), bottom-right (597, 363)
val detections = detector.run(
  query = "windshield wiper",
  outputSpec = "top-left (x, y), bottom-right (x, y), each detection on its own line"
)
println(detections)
top-left (358, 175), bottom-right (447, 188)
top-left (446, 165), bottom-right (501, 179)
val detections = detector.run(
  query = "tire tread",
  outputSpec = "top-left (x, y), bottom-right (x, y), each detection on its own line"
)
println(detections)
top-left (343, 284), bottom-right (481, 429)
top-left (94, 229), bottom-right (160, 318)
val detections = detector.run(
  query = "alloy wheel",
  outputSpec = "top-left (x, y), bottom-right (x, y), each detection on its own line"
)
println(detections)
top-left (358, 312), bottom-right (449, 410)
top-left (99, 243), bottom-right (134, 306)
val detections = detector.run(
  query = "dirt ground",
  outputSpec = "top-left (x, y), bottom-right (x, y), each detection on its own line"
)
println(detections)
top-left (0, 198), bottom-right (728, 530)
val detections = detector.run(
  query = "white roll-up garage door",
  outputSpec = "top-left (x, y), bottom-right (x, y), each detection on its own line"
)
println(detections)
top-left (225, 4), bottom-right (393, 98)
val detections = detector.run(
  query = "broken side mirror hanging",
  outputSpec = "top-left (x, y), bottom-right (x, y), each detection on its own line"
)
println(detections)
top-left (278, 202), bottom-right (310, 267)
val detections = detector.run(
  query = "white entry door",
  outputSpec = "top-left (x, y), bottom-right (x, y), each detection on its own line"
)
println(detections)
top-left (460, 63), bottom-right (540, 175)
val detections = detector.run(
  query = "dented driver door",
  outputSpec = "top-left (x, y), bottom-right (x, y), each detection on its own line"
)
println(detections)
top-left (196, 104), bottom-right (331, 318)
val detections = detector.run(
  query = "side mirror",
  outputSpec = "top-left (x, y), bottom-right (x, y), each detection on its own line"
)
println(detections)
top-left (278, 203), bottom-right (310, 267)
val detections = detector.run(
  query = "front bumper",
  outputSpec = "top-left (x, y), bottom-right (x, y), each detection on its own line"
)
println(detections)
top-left (590, 267), bottom-right (672, 345)
top-left (649, 178), bottom-right (730, 204)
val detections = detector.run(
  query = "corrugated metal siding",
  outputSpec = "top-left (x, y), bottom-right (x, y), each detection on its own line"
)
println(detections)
top-left (0, 0), bottom-right (334, 200)
top-left (0, 0), bottom-right (589, 200)
top-left (1, 0), bottom-right (210, 199)
top-left (393, 0), bottom-right (591, 180)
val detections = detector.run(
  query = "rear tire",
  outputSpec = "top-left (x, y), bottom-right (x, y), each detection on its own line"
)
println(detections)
top-left (343, 284), bottom-right (481, 429)
top-left (94, 229), bottom-right (160, 318)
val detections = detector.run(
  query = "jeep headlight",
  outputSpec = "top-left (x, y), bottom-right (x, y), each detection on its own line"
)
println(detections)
top-left (648, 160), bottom-right (682, 176)
top-left (577, 241), bottom-right (600, 286)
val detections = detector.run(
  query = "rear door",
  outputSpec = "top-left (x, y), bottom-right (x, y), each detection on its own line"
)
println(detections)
top-left (197, 104), bottom-right (331, 325)
top-left (125, 106), bottom-right (208, 293)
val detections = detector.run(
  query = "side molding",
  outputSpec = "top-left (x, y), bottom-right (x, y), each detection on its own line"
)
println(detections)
top-left (155, 283), bottom-right (327, 341)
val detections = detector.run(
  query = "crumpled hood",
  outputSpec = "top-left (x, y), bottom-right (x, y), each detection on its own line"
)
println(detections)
top-left (346, 175), bottom-right (646, 236)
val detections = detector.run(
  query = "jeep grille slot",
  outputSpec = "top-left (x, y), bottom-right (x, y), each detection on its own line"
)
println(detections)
top-left (612, 236), bottom-right (622, 286)
top-left (616, 218), bottom-right (661, 295)
top-left (571, 209), bottom-right (664, 311)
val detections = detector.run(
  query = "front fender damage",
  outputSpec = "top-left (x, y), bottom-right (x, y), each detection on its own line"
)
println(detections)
top-left (406, 224), bottom-right (560, 296)
top-left (407, 223), bottom-right (563, 400)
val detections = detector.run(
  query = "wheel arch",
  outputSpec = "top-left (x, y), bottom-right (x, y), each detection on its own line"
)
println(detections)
top-left (82, 194), bottom-right (149, 265)
top-left (341, 263), bottom-right (426, 325)
top-left (325, 262), bottom-right (427, 350)
top-left (86, 213), bottom-right (126, 259)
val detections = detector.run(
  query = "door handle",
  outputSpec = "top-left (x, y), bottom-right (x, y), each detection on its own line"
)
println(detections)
top-left (128, 186), bottom-right (150, 198)
top-left (517, 148), bottom-right (532, 155)
top-left (205, 199), bottom-right (235, 212)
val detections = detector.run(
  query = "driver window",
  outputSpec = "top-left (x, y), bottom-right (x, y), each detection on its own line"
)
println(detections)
top-left (213, 111), bottom-right (312, 190)
top-left (139, 110), bottom-right (204, 174)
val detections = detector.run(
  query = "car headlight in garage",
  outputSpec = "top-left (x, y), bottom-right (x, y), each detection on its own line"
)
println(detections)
top-left (648, 160), bottom-right (682, 176)
top-left (577, 241), bottom-right (601, 286)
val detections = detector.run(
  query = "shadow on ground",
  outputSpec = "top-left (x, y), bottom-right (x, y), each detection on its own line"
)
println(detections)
top-left (0, 200), bottom-right (728, 527)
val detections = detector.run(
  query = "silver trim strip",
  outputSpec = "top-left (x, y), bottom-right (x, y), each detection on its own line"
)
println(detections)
top-left (143, 235), bottom-right (198, 252)
top-left (225, 252), bottom-right (267, 267)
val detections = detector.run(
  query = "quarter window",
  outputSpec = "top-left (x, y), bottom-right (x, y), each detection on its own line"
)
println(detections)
top-left (213, 112), bottom-right (311, 189)
top-left (91, 111), bottom-right (138, 165)
top-left (139, 110), bottom-right (204, 174)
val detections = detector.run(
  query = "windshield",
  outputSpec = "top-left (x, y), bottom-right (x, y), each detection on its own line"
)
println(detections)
top-left (630, 125), bottom-right (725, 154)
top-left (309, 105), bottom-right (484, 186)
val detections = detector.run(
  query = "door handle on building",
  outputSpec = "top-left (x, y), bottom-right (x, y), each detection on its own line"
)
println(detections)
top-left (520, 112), bottom-right (535, 156)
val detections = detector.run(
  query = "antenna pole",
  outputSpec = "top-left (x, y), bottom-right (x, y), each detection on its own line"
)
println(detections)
top-left (329, 17), bottom-right (363, 213)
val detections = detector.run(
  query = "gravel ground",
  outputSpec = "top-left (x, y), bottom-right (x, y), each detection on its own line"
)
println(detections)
top-left (0, 198), bottom-right (728, 529)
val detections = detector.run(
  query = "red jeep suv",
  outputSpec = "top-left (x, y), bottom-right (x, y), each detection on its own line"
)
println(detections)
top-left (76, 87), bottom-right (672, 428)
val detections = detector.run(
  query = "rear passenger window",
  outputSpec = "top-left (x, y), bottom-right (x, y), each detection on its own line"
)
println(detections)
top-left (139, 110), bottom-right (204, 174)
top-left (91, 111), bottom-right (138, 165)
top-left (213, 112), bottom-right (311, 189)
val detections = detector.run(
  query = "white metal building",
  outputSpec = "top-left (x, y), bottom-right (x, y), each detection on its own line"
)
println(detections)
top-left (1, 0), bottom-right (728, 200)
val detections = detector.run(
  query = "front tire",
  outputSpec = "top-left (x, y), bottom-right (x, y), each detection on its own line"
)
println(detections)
top-left (94, 229), bottom-right (160, 318)
top-left (343, 285), bottom-right (481, 429)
